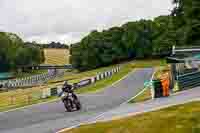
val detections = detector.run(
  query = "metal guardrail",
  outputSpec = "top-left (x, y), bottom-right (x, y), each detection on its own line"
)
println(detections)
top-left (0, 66), bottom-right (121, 111)
top-left (0, 70), bottom-right (64, 89)
top-left (170, 45), bottom-right (200, 90)
top-left (177, 70), bottom-right (200, 90)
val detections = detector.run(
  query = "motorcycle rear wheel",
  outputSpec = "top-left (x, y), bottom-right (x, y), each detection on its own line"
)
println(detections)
top-left (74, 98), bottom-right (81, 110)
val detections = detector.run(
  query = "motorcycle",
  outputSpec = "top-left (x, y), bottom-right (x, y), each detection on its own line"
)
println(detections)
top-left (60, 90), bottom-right (81, 112)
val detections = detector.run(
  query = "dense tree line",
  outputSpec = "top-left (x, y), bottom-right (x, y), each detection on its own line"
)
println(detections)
top-left (70, 16), bottom-right (175, 71)
top-left (172, 0), bottom-right (200, 46)
top-left (25, 41), bottom-right (69, 49)
top-left (70, 0), bottom-right (199, 71)
top-left (0, 32), bottom-right (45, 72)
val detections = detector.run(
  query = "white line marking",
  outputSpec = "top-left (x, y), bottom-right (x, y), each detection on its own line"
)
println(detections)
top-left (123, 68), bottom-right (156, 104)
top-left (57, 68), bottom-right (154, 133)
top-left (96, 98), bottom-right (200, 123)
top-left (0, 98), bottom-right (59, 114)
top-left (0, 66), bottom-right (127, 114)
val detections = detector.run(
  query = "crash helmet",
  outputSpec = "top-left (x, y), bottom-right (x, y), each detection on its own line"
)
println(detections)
top-left (63, 81), bottom-right (68, 86)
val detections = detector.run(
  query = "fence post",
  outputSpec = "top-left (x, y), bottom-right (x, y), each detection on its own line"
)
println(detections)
top-left (96, 74), bottom-right (100, 81)
top-left (104, 72), bottom-right (108, 78)
top-left (91, 77), bottom-right (95, 83)
top-left (27, 94), bottom-right (32, 104)
top-left (10, 95), bottom-right (15, 105)
top-left (100, 73), bottom-right (104, 79)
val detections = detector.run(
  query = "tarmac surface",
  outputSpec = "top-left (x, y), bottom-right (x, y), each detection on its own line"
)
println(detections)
top-left (0, 68), bottom-right (153, 133)
top-left (96, 86), bottom-right (200, 122)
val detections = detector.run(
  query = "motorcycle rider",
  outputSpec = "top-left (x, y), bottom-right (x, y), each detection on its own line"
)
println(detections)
top-left (63, 81), bottom-right (73, 93)
top-left (58, 81), bottom-right (81, 111)
top-left (58, 81), bottom-right (73, 96)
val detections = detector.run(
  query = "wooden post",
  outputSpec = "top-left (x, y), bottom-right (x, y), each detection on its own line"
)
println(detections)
top-left (27, 94), bottom-right (32, 104)
top-left (10, 95), bottom-right (15, 105)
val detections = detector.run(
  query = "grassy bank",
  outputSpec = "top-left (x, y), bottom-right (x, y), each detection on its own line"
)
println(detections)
top-left (49, 59), bottom-right (166, 85)
top-left (129, 88), bottom-right (151, 103)
top-left (131, 59), bottom-right (166, 68)
top-left (0, 59), bottom-right (165, 112)
top-left (129, 63), bottom-right (169, 104)
top-left (63, 101), bottom-right (200, 133)
top-left (0, 96), bottom-right (57, 112)
top-left (0, 62), bottom-right (131, 112)
top-left (75, 63), bottom-right (133, 94)
top-left (48, 63), bottom-right (121, 84)
top-left (74, 59), bottom-right (167, 94)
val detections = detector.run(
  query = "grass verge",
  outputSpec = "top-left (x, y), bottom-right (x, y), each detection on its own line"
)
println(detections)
top-left (129, 87), bottom-right (151, 103)
top-left (75, 63), bottom-right (133, 94)
top-left (131, 59), bottom-right (166, 68)
top-left (0, 63), bottom-right (132, 112)
top-left (0, 96), bottom-right (58, 112)
top-left (128, 61), bottom-right (168, 104)
top-left (49, 59), bottom-right (167, 85)
top-left (0, 59), bottom-right (166, 112)
top-left (63, 101), bottom-right (200, 133)
top-left (48, 64), bottom-right (121, 84)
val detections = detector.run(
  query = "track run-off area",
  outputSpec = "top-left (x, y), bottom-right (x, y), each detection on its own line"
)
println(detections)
top-left (0, 68), bottom-right (153, 133)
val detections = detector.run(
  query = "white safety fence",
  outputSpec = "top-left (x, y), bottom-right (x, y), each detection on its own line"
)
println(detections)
top-left (0, 66), bottom-right (121, 110)
top-left (0, 70), bottom-right (64, 89)
top-left (41, 66), bottom-right (121, 98)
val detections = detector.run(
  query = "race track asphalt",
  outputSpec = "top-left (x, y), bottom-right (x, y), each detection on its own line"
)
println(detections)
top-left (0, 68), bottom-right (153, 133)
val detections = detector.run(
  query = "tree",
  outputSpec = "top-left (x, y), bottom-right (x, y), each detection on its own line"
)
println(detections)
top-left (0, 32), bottom-right (44, 72)
top-left (172, 0), bottom-right (200, 45)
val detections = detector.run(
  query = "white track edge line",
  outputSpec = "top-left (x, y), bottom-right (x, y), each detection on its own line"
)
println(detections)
top-left (0, 98), bottom-right (60, 114)
top-left (56, 69), bottom-right (137, 133)
top-left (57, 68), bottom-right (154, 133)
top-left (0, 68), bottom-right (134, 114)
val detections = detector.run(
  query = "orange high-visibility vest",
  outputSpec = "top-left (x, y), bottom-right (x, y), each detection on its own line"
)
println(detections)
top-left (160, 73), bottom-right (170, 97)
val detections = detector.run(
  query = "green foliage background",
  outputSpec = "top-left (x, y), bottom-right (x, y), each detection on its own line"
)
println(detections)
top-left (0, 32), bottom-right (44, 72)
top-left (70, 0), bottom-right (200, 71)
top-left (70, 16), bottom-right (175, 71)
top-left (1, 0), bottom-right (199, 72)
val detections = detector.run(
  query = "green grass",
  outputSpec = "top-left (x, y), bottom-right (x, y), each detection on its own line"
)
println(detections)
top-left (49, 59), bottom-right (167, 85)
top-left (127, 60), bottom-right (167, 104)
top-left (74, 59), bottom-right (166, 94)
top-left (0, 59), bottom-right (166, 112)
top-left (129, 87), bottom-right (152, 103)
top-left (63, 101), bottom-right (200, 133)
top-left (0, 96), bottom-right (58, 112)
top-left (48, 63), bottom-right (122, 84)
top-left (75, 63), bottom-right (133, 94)
top-left (154, 66), bottom-right (170, 79)
top-left (0, 62), bottom-right (132, 112)
top-left (131, 59), bottom-right (166, 68)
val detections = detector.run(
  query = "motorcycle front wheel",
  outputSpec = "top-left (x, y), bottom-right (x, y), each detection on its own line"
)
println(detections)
top-left (63, 99), bottom-right (73, 112)
top-left (74, 98), bottom-right (81, 110)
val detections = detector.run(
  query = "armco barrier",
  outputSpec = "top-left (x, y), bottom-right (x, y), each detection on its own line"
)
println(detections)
top-left (0, 70), bottom-right (65, 89)
top-left (41, 66), bottom-right (121, 98)
top-left (73, 79), bottom-right (92, 89)
top-left (0, 66), bottom-right (121, 110)
top-left (172, 62), bottom-right (200, 90)
top-left (50, 87), bottom-right (58, 96)
top-left (177, 71), bottom-right (200, 89)
top-left (73, 66), bottom-right (121, 90)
